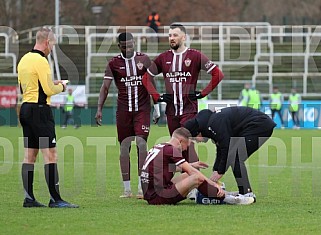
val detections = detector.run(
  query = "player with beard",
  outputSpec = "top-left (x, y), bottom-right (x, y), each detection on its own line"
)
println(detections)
top-left (95, 32), bottom-right (160, 199)
top-left (142, 23), bottom-right (224, 166)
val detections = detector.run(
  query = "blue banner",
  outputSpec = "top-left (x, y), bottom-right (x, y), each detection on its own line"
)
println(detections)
top-left (261, 100), bottom-right (321, 129)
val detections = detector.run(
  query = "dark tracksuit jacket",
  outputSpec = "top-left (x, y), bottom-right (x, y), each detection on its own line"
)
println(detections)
top-left (197, 107), bottom-right (276, 194)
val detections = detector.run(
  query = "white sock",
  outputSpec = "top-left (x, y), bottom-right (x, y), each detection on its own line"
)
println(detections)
top-left (138, 176), bottom-right (142, 191)
top-left (123, 180), bottom-right (131, 191)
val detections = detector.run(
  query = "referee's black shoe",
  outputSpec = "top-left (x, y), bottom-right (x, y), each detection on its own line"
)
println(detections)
top-left (48, 199), bottom-right (79, 208)
top-left (23, 198), bottom-right (46, 208)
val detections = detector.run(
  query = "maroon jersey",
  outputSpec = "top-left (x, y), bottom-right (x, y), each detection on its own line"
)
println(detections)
top-left (104, 52), bottom-right (152, 112)
top-left (140, 143), bottom-right (186, 200)
top-left (147, 48), bottom-right (216, 116)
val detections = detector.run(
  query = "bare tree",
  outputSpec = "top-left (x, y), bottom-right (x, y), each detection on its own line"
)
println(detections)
top-left (240, 0), bottom-right (321, 24)
top-left (110, 0), bottom-right (148, 26)
top-left (0, 0), bottom-right (20, 29)
top-left (2, 0), bottom-right (321, 31)
top-left (60, 0), bottom-right (92, 25)
top-left (18, 0), bottom-right (55, 29)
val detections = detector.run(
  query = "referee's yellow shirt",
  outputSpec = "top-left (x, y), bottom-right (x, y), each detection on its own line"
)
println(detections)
top-left (18, 49), bottom-right (63, 105)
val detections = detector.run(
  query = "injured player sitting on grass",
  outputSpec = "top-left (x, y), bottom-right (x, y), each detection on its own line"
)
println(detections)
top-left (140, 127), bottom-right (255, 205)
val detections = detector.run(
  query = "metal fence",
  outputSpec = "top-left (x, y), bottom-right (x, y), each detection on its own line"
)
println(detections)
top-left (2, 24), bottom-right (321, 100)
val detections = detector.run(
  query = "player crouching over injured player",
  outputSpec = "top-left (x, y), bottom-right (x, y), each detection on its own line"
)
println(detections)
top-left (184, 107), bottom-right (276, 202)
top-left (140, 127), bottom-right (255, 205)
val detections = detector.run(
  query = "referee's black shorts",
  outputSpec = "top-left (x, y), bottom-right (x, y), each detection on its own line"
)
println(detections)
top-left (19, 103), bottom-right (57, 149)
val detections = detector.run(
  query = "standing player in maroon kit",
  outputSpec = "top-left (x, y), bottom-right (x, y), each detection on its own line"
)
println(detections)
top-left (95, 32), bottom-right (160, 198)
top-left (143, 23), bottom-right (224, 163)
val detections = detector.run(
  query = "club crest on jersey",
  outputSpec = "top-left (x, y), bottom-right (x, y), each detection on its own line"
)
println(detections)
top-left (136, 61), bottom-right (144, 70)
top-left (184, 58), bottom-right (191, 67)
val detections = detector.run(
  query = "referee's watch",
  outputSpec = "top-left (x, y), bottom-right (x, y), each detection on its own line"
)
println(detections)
top-left (61, 83), bottom-right (66, 92)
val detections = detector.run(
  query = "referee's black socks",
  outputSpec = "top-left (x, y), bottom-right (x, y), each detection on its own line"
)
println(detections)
top-left (45, 163), bottom-right (63, 201)
top-left (21, 163), bottom-right (35, 200)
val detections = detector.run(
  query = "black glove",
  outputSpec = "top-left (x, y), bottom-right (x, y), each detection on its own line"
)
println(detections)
top-left (157, 94), bottom-right (172, 103)
top-left (189, 91), bottom-right (204, 101)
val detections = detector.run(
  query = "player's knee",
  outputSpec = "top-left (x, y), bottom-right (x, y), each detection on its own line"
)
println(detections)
top-left (120, 143), bottom-right (131, 155)
top-left (136, 137), bottom-right (147, 148)
top-left (120, 148), bottom-right (130, 156)
top-left (23, 156), bottom-right (37, 164)
top-left (136, 142), bottom-right (147, 151)
top-left (49, 154), bottom-right (58, 163)
top-left (43, 148), bottom-right (58, 163)
top-left (23, 149), bottom-right (38, 163)
top-left (197, 176), bottom-right (205, 186)
top-left (190, 174), bottom-right (204, 186)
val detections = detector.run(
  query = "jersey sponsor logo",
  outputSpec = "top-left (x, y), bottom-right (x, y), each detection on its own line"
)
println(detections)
top-left (142, 124), bottom-right (150, 132)
top-left (120, 67), bottom-right (125, 69)
top-left (204, 60), bottom-right (215, 70)
top-left (141, 172), bottom-right (149, 178)
top-left (141, 171), bottom-right (149, 183)
top-left (201, 197), bottom-right (224, 205)
top-left (165, 71), bottom-right (192, 83)
top-left (208, 126), bottom-right (217, 135)
top-left (136, 61), bottom-right (144, 70)
top-left (166, 61), bottom-right (172, 64)
top-left (184, 58), bottom-right (191, 67)
top-left (141, 178), bottom-right (149, 183)
top-left (120, 75), bottom-right (143, 87)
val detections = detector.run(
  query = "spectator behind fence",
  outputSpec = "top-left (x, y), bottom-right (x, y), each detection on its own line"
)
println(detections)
top-left (147, 11), bottom-right (161, 33)
top-left (238, 83), bottom-right (250, 107)
top-left (288, 88), bottom-right (301, 129)
top-left (62, 88), bottom-right (79, 129)
top-left (248, 86), bottom-right (262, 110)
top-left (269, 86), bottom-right (284, 129)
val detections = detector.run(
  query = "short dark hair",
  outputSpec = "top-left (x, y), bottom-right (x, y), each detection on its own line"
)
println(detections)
top-left (183, 119), bottom-right (200, 137)
top-left (170, 24), bottom-right (186, 34)
top-left (118, 32), bottom-right (134, 43)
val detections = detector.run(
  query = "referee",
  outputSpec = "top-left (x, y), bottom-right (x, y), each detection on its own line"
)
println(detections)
top-left (18, 27), bottom-right (78, 208)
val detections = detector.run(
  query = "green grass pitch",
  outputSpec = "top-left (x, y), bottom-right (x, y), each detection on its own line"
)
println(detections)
top-left (1, 125), bottom-right (321, 234)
